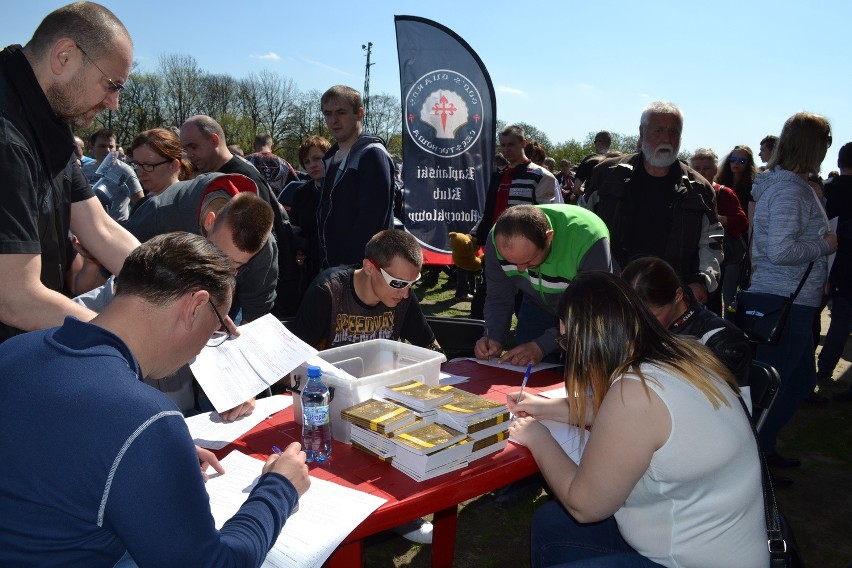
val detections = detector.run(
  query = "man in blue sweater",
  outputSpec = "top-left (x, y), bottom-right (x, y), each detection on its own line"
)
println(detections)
top-left (0, 232), bottom-right (310, 566)
top-left (316, 85), bottom-right (395, 269)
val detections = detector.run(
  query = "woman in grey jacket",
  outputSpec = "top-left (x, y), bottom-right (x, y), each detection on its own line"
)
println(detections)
top-left (748, 112), bottom-right (836, 468)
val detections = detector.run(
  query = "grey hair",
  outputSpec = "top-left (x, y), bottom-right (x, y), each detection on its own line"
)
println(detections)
top-left (640, 101), bottom-right (684, 129)
top-left (690, 148), bottom-right (718, 164)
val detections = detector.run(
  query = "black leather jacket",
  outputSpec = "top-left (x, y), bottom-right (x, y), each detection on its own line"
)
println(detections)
top-left (669, 296), bottom-right (752, 386)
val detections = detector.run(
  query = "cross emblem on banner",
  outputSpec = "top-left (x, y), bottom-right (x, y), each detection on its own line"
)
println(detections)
top-left (432, 95), bottom-right (457, 133)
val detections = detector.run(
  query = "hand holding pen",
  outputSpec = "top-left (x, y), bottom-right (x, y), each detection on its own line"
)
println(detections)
top-left (264, 443), bottom-right (311, 497)
top-left (474, 327), bottom-right (502, 360)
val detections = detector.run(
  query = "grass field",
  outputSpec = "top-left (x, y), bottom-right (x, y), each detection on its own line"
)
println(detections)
top-left (363, 270), bottom-right (852, 567)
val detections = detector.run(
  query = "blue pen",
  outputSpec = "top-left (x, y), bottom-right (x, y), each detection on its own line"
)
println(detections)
top-left (517, 362), bottom-right (533, 403)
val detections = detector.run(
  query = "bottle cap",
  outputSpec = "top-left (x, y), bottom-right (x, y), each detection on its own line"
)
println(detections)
top-left (307, 365), bottom-right (321, 378)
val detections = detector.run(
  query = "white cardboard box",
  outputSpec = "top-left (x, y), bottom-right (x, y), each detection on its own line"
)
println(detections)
top-left (291, 339), bottom-right (446, 443)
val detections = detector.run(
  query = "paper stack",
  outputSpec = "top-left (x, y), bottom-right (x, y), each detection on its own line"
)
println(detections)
top-left (339, 385), bottom-right (514, 481)
top-left (391, 422), bottom-right (472, 481)
top-left (381, 380), bottom-right (454, 412)
top-left (433, 388), bottom-right (511, 462)
top-left (392, 438), bottom-right (472, 481)
top-left (340, 398), bottom-right (417, 435)
top-left (347, 416), bottom-right (429, 460)
top-left (469, 430), bottom-right (510, 462)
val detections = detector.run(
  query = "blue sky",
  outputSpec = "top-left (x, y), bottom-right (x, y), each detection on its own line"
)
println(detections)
top-left (4, 1), bottom-right (850, 172)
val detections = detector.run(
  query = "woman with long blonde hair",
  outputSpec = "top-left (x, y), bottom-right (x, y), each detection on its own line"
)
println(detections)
top-left (509, 272), bottom-right (766, 567)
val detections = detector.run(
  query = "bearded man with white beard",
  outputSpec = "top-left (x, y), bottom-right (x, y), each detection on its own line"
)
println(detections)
top-left (585, 101), bottom-right (723, 304)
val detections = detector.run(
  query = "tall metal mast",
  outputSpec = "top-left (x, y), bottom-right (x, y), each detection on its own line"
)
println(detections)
top-left (361, 42), bottom-right (373, 124)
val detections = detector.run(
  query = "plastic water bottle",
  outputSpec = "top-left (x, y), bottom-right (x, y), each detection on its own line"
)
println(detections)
top-left (301, 365), bottom-right (332, 463)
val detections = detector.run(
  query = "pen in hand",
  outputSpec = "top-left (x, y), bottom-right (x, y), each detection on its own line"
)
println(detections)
top-left (271, 446), bottom-right (300, 513)
top-left (517, 362), bottom-right (533, 403)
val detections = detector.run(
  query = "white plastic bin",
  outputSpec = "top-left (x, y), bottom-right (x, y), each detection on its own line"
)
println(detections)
top-left (290, 339), bottom-right (446, 443)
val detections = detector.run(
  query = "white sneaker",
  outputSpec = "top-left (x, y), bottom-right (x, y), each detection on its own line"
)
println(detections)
top-left (392, 518), bottom-right (433, 544)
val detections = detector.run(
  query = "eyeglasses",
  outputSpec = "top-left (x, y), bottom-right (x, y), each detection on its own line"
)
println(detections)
top-left (76, 43), bottom-right (124, 93)
top-left (556, 333), bottom-right (569, 352)
top-left (130, 159), bottom-right (170, 172)
top-left (728, 156), bottom-right (748, 165)
top-left (366, 259), bottom-right (421, 289)
top-left (207, 300), bottom-right (232, 347)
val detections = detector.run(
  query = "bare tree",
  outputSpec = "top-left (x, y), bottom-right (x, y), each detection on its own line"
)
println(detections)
top-left (158, 53), bottom-right (203, 126)
top-left (199, 73), bottom-right (239, 126)
top-left (363, 92), bottom-right (401, 143)
top-left (254, 70), bottom-right (295, 144)
top-left (281, 88), bottom-right (328, 158)
top-left (238, 73), bottom-right (263, 141)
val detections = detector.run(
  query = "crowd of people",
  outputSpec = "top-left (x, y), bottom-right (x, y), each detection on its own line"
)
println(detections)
top-left (0, 2), bottom-right (849, 567)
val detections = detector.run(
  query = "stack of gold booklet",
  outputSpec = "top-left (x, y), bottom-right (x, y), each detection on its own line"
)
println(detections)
top-left (340, 399), bottom-right (416, 435)
top-left (339, 381), bottom-right (511, 481)
top-left (380, 380), bottom-right (454, 412)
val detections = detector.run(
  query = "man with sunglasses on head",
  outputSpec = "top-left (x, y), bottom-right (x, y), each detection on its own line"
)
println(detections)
top-left (292, 229), bottom-right (439, 352)
top-left (0, 2), bottom-right (141, 344)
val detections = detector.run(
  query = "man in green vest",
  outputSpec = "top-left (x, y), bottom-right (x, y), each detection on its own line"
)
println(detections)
top-left (474, 204), bottom-right (612, 365)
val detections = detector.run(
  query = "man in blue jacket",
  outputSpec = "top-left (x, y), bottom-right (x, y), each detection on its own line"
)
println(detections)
top-left (0, 232), bottom-right (310, 566)
top-left (316, 85), bottom-right (395, 269)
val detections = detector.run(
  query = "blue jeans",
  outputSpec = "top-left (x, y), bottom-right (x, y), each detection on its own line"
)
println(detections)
top-left (756, 303), bottom-right (819, 454)
top-left (818, 294), bottom-right (852, 376)
top-left (531, 501), bottom-right (664, 568)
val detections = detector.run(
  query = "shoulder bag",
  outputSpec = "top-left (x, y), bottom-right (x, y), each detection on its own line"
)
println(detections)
top-left (736, 396), bottom-right (802, 567)
top-left (734, 262), bottom-right (814, 344)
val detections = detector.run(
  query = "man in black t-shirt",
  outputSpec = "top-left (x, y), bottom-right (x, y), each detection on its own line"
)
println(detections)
top-left (585, 102), bottom-right (723, 304)
top-left (292, 229), bottom-right (438, 351)
top-left (0, 3), bottom-right (141, 343)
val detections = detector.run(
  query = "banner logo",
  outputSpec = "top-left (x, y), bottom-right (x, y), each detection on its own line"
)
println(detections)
top-left (405, 69), bottom-right (484, 158)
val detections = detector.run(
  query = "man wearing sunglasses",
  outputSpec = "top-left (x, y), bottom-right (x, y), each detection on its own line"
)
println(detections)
top-left (292, 229), bottom-right (439, 352)
top-left (291, 228), bottom-right (439, 543)
top-left (0, 3), bottom-right (141, 344)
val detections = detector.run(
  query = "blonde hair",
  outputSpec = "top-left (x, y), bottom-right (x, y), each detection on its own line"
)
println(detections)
top-left (768, 112), bottom-right (831, 175)
top-left (558, 273), bottom-right (737, 431)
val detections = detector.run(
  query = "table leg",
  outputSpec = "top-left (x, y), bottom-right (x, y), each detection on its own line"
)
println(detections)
top-left (431, 505), bottom-right (459, 568)
top-left (325, 539), bottom-right (363, 568)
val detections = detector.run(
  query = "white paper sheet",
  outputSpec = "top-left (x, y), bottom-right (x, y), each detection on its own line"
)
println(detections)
top-left (190, 314), bottom-right (317, 412)
top-left (185, 395), bottom-right (293, 450)
top-left (510, 418), bottom-right (585, 464)
top-left (438, 371), bottom-right (469, 385)
top-left (538, 387), bottom-right (567, 399)
top-left (206, 451), bottom-right (387, 568)
top-left (463, 358), bottom-right (562, 374)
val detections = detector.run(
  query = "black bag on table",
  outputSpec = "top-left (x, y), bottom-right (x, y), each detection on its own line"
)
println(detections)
top-left (734, 263), bottom-right (813, 345)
